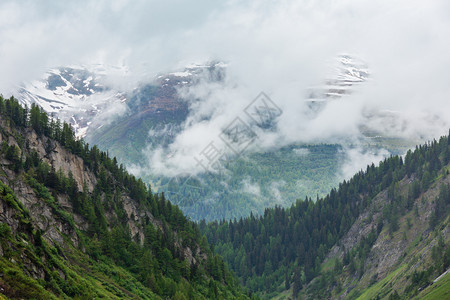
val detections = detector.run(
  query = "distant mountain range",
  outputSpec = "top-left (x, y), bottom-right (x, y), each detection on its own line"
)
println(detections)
top-left (15, 56), bottom-right (425, 221)
top-left (17, 56), bottom-right (369, 140)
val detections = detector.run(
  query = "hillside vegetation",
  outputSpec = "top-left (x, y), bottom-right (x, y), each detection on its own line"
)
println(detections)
top-left (201, 130), bottom-right (450, 299)
top-left (0, 95), bottom-right (250, 299)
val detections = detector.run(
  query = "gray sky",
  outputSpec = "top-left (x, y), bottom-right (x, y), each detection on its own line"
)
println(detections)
top-left (1, 0), bottom-right (450, 177)
top-left (2, 0), bottom-right (448, 89)
top-left (0, 0), bottom-right (225, 89)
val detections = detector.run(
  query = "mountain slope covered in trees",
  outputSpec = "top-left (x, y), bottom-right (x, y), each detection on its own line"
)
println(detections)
top-left (1, 93), bottom-right (448, 299)
top-left (200, 131), bottom-right (450, 299)
top-left (0, 95), bottom-right (250, 299)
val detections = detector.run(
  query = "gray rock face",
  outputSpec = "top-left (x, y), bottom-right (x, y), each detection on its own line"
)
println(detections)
top-left (322, 172), bottom-right (450, 299)
top-left (26, 129), bottom-right (97, 192)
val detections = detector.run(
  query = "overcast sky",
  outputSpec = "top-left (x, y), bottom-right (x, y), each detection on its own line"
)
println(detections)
top-left (2, 0), bottom-right (449, 90)
top-left (1, 0), bottom-right (450, 177)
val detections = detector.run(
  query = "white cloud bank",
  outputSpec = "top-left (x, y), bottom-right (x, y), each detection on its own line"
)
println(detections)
top-left (1, 0), bottom-right (449, 177)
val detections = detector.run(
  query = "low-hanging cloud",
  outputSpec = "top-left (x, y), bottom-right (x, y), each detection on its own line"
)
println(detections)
top-left (143, 0), bottom-right (450, 176)
top-left (1, 0), bottom-right (449, 178)
top-left (339, 146), bottom-right (391, 180)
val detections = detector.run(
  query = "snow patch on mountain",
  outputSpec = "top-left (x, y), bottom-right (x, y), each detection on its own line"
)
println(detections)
top-left (17, 66), bottom-right (128, 138)
top-left (16, 61), bottom-right (227, 139)
top-left (306, 54), bottom-right (370, 103)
